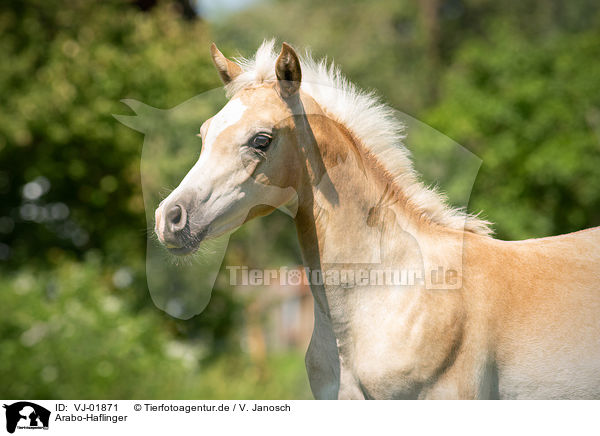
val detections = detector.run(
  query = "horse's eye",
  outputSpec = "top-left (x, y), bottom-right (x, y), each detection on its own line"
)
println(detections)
top-left (250, 133), bottom-right (272, 149)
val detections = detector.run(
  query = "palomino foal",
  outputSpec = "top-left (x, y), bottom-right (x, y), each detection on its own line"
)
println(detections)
top-left (155, 41), bottom-right (600, 399)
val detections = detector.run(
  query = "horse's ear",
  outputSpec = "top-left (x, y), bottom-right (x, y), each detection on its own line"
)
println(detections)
top-left (275, 42), bottom-right (302, 99)
top-left (210, 43), bottom-right (242, 85)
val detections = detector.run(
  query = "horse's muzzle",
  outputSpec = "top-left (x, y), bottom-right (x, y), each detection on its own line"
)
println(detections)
top-left (155, 190), bottom-right (200, 255)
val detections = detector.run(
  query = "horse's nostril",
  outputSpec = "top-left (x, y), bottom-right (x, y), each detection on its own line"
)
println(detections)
top-left (168, 205), bottom-right (182, 223)
top-left (166, 204), bottom-right (187, 233)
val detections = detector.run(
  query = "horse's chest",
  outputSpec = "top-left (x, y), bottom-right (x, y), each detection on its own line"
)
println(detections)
top-left (309, 290), bottom-right (467, 399)
top-left (348, 318), bottom-right (448, 399)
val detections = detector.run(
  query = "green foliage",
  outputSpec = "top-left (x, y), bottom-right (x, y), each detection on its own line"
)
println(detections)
top-left (0, 261), bottom-right (311, 399)
top-left (0, 0), bottom-right (219, 267)
top-left (426, 20), bottom-right (600, 239)
top-left (215, 0), bottom-right (432, 113)
top-left (2, 260), bottom-right (185, 398)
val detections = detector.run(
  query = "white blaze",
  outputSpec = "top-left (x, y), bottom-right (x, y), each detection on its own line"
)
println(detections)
top-left (156, 98), bottom-right (247, 238)
top-left (177, 98), bottom-right (247, 189)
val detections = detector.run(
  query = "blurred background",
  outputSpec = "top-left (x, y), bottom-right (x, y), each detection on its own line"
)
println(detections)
top-left (1, 0), bottom-right (599, 399)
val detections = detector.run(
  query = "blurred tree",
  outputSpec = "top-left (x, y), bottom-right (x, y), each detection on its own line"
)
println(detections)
top-left (213, 0), bottom-right (430, 114)
top-left (0, 0), bottom-right (218, 270)
top-left (132, 0), bottom-right (198, 20)
top-left (426, 17), bottom-right (600, 239)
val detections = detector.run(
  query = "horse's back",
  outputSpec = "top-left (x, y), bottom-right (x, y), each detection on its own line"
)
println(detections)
top-left (511, 225), bottom-right (600, 248)
top-left (485, 227), bottom-right (600, 399)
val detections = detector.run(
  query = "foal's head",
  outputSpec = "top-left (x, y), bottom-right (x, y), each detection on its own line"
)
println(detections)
top-left (155, 43), bottom-right (306, 255)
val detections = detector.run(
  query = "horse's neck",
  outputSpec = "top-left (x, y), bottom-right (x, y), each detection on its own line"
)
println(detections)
top-left (293, 115), bottom-right (458, 332)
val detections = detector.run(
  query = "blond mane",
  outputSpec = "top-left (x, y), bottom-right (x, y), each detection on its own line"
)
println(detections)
top-left (225, 40), bottom-right (493, 236)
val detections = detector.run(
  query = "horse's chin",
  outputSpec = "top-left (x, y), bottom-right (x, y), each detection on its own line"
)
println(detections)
top-left (165, 227), bottom-right (208, 256)
top-left (167, 245), bottom-right (198, 256)
top-left (164, 222), bottom-right (234, 256)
